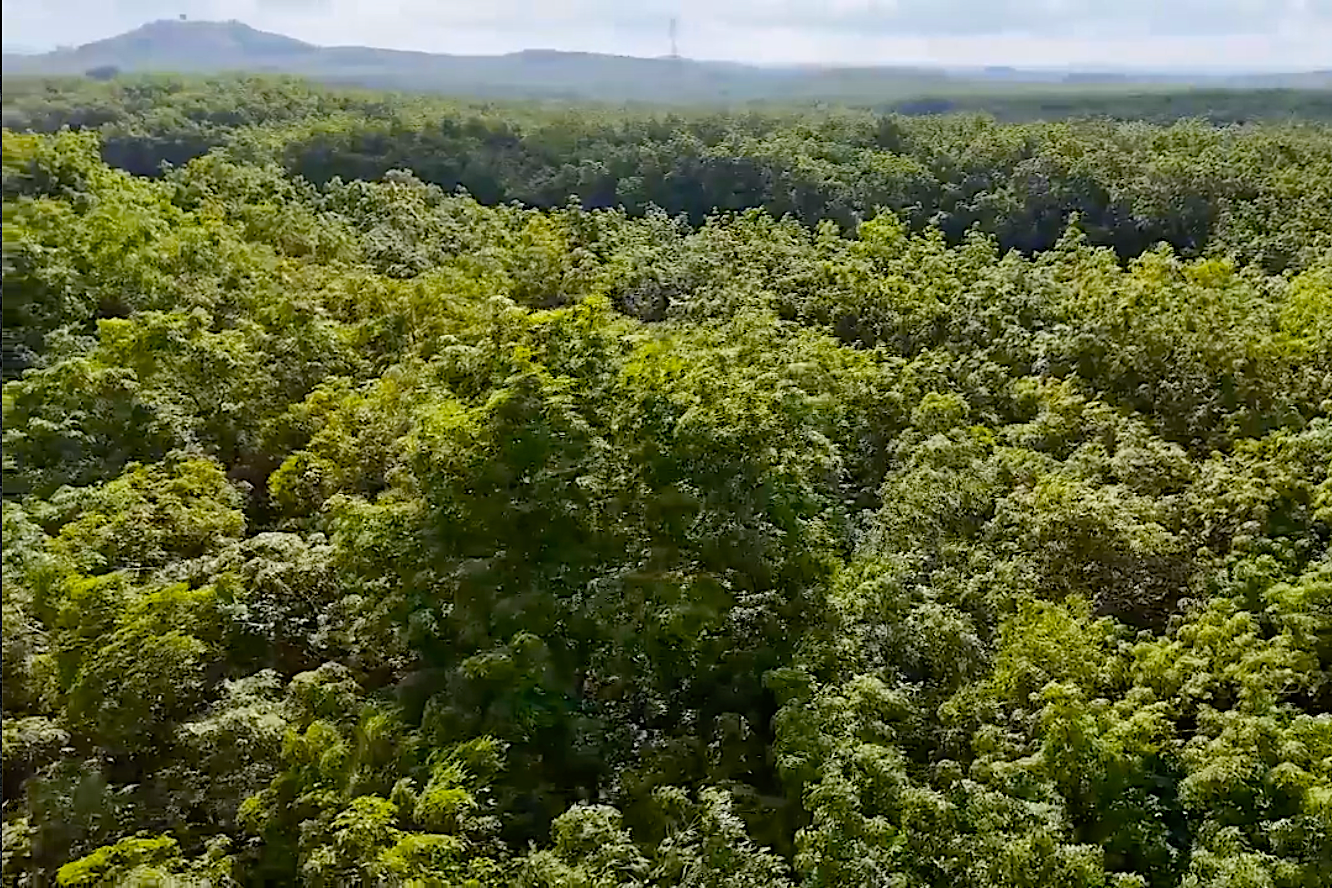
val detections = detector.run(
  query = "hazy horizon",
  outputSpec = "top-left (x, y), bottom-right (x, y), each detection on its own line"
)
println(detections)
top-left (5, 1), bottom-right (1331, 73)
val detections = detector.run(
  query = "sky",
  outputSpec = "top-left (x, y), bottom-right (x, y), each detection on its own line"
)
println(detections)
top-left (4, 0), bottom-right (1331, 71)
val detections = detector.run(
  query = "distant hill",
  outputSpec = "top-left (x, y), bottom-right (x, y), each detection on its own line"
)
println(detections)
top-left (4, 19), bottom-right (1330, 103)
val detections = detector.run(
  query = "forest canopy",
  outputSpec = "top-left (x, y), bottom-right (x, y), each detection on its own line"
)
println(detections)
top-left (2, 77), bottom-right (1330, 887)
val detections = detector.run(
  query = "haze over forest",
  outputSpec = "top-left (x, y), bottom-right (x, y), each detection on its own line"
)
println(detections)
top-left (3, 17), bottom-right (1330, 105)
top-left (6, 0), bottom-right (1332, 70)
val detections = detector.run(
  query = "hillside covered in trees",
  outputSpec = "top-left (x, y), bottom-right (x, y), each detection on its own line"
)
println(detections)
top-left (2, 77), bottom-right (1330, 887)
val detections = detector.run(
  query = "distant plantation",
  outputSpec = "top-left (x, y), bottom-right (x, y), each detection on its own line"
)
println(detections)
top-left (3, 74), bottom-right (1330, 887)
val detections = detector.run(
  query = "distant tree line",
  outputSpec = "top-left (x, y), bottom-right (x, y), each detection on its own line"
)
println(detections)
top-left (882, 87), bottom-right (1332, 125)
top-left (3, 75), bottom-right (1331, 273)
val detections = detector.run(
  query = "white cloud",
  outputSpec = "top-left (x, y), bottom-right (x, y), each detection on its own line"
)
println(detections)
top-left (5, 0), bottom-right (1330, 69)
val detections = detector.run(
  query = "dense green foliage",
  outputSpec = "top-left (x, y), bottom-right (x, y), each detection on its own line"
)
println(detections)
top-left (2, 82), bottom-right (1330, 887)
top-left (4, 76), bottom-right (1332, 283)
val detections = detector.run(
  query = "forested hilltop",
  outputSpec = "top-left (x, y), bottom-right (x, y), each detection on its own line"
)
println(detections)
top-left (6, 19), bottom-right (1329, 105)
top-left (2, 78), bottom-right (1330, 887)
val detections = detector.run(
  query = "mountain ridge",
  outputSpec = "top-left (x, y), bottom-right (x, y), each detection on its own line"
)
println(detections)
top-left (5, 19), bottom-right (1330, 102)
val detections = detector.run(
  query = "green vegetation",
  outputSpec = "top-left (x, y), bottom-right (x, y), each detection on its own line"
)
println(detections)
top-left (4, 75), bottom-right (1331, 282)
top-left (884, 88), bottom-right (1332, 125)
top-left (2, 77), bottom-right (1330, 887)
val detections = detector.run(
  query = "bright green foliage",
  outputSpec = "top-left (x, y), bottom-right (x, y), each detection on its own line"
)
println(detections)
top-left (518, 789), bottom-right (794, 888)
top-left (2, 86), bottom-right (1330, 887)
top-left (56, 833), bottom-right (235, 887)
top-left (520, 804), bottom-right (649, 888)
